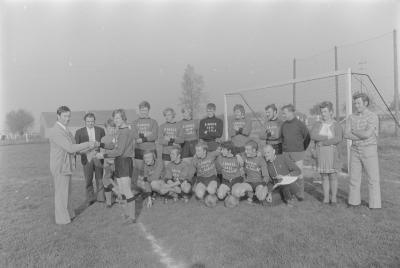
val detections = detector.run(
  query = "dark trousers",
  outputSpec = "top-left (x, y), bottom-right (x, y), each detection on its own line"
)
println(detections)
top-left (277, 183), bottom-right (299, 202)
top-left (83, 160), bottom-right (105, 202)
top-left (270, 143), bottom-right (282, 155)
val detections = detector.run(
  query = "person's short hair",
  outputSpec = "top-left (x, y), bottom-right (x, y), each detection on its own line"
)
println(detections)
top-left (139, 101), bottom-right (151, 110)
top-left (281, 104), bottom-right (295, 112)
top-left (245, 140), bottom-right (258, 151)
top-left (56, 106), bottom-right (70, 116)
top-left (84, 112), bottom-right (96, 121)
top-left (181, 107), bottom-right (193, 116)
top-left (170, 145), bottom-right (182, 155)
top-left (265, 104), bottom-right (278, 112)
top-left (353, 92), bottom-right (370, 106)
top-left (112, 109), bottom-right (127, 121)
top-left (143, 150), bottom-right (155, 158)
top-left (319, 101), bottom-right (334, 112)
top-left (104, 118), bottom-right (116, 128)
top-left (263, 144), bottom-right (275, 152)
top-left (195, 141), bottom-right (208, 151)
top-left (163, 107), bottom-right (176, 117)
top-left (206, 103), bottom-right (216, 110)
top-left (220, 140), bottom-right (234, 153)
top-left (233, 104), bottom-right (245, 114)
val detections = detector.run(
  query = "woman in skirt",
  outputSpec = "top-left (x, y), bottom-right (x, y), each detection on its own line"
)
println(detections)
top-left (311, 101), bottom-right (343, 205)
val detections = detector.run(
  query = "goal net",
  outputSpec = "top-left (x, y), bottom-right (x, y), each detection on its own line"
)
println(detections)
top-left (224, 69), bottom-right (399, 173)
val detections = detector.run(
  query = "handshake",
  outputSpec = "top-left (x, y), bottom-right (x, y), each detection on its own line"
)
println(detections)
top-left (88, 141), bottom-right (101, 149)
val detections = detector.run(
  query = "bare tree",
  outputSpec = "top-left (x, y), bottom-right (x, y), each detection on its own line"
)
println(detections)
top-left (180, 64), bottom-right (207, 118)
top-left (5, 109), bottom-right (34, 135)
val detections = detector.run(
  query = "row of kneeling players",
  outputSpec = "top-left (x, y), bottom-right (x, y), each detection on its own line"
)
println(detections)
top-left (95, 134), bottom-right (301, 224)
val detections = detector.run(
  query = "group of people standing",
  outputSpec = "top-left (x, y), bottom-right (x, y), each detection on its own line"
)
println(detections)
top-left (49, 92), bottom-right (381, 225)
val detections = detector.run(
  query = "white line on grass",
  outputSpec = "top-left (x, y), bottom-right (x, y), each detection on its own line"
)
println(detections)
top-left (138, 222), bottom-right (185, 268)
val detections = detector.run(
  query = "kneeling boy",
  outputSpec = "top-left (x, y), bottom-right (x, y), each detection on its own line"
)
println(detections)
top-left (137, 150), bottom-right (168, 207)
top-left (164, 146), bottom-right (193, 202)
top-left (191, 142), bottom-right (220, 203)
top-left (216, 141), bottom-right (244, 206)
top-left (233, 140), bottom-right (269, 204)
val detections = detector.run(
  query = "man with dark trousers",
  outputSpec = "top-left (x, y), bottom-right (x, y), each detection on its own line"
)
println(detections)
top-left (75, 112), bottom-right (106, 204)
top-left (280, 104), bottom-right (310, 201)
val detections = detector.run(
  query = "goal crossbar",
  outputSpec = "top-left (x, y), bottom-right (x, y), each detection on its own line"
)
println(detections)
top-left (224, 69), bottom-right (350, 96)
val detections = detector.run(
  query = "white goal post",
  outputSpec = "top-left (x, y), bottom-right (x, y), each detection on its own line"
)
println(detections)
top-left (223, 68), bottom-right (353, 169)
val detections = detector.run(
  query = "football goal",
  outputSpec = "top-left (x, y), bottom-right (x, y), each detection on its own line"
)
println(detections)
top-left (223, 68), bottom-right (399, 172)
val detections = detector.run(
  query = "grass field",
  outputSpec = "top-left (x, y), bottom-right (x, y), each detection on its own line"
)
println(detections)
top-left (1, 140), bottom-right (400, 268)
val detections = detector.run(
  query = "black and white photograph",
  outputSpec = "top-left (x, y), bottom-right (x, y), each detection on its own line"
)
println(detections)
top-left (1, 0), bottom-right (399, 267)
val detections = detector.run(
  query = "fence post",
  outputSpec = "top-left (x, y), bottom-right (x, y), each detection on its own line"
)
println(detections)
top-left (335, 46), bottom-right (340, 120)
top-left (292, 58), bottom-right (296, 107)
top-left (393, 29), bottom-right (399, 136)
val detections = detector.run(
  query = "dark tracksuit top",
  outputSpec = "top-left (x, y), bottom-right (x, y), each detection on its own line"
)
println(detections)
top-left (199, 116), bottom-right (223, 142)
top-left (281, 117), bottom-right (311, 152)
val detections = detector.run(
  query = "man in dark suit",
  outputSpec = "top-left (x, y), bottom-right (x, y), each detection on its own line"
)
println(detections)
top-left (75, 112), bottom-right (106, 204)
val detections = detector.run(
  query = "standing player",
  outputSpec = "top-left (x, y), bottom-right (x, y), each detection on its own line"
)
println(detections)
top-left (233, 140), bottom-right (269, 204)
top-left (96, 109), bottom-right (136, 223)
top-left (191, 141), bottom-right (220, 205)
top-left (100, 119), bottom-right (121, 208)
top-left (199, 103), bottom-right (223, 152)
top-left (132, 101), bottom-right (158, 181)
top-left (216, 141), bottom-right (244, 208)
top-left (158, 108), bottom-right (184, 166)
top-left (229, 104), bottom-right (252, 154)
top-left (163, 146), bottom-right (193, 202)
top-left (259, 104), bottom-right (283, 154)
top-left (179, 107), bottom-right (199, 163)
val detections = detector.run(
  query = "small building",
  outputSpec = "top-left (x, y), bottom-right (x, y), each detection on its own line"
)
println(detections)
top-left (40, 109), bottom-right (137, 138)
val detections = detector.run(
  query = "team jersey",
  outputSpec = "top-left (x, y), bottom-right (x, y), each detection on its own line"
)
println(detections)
top-left (199, 116), bottom-right (223, 141)
top-left (217, 155), bottom-right (242, 181)
top-left (242, 154), bottom-right (269, 183)
top-left (103, 126), bottom-right (134, 159)
top-left (144, 159), bottom-right (164, 182)
top-left (179, 118), bottom-right (199, 141)
top-left (100, 134), bottom-right (117, 165)
top-left (158, 122), bottom-right (184, 155)
top-left (165, 160), bottom-right (193, 182)
top-left (191, 151), bottom-right (220, 178)
top-left (259, 117), bottom-right (283, 145)
top-left (229, 117), bottom-right (252, 148)
top-left (132, 117), bottom-right (158, 151)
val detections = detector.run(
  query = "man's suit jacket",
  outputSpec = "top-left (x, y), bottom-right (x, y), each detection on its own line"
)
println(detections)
top-left (49, 123), bottom-right (77, 176)
top-left (75, 126), bottom-right (105, 165)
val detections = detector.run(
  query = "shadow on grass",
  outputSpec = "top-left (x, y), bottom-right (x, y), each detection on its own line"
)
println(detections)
top-left (74, 201), bottom-right (92, 217)
top-left (190, 263), bottom-right (206, 268)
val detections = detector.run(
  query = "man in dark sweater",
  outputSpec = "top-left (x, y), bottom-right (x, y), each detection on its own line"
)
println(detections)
top-left (280, 104), bottom-right (310, 200)
top-left (199, 103), bottom-right (223, 152)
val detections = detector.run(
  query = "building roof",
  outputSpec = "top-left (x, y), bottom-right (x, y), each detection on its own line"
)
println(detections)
top-left (40, 109), bottom-right (137, 128)
top-left (40, 111), bottom-right (86, 128)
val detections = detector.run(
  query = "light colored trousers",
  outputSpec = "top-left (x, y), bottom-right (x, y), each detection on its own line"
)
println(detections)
top-left (53, 174), bottom-right (75, 224)
top-left (348, 145), bottom-right (381, 208)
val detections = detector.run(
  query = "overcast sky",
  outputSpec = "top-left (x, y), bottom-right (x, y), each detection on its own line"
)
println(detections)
top-left (1, 0), bottom-right (399, 131)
